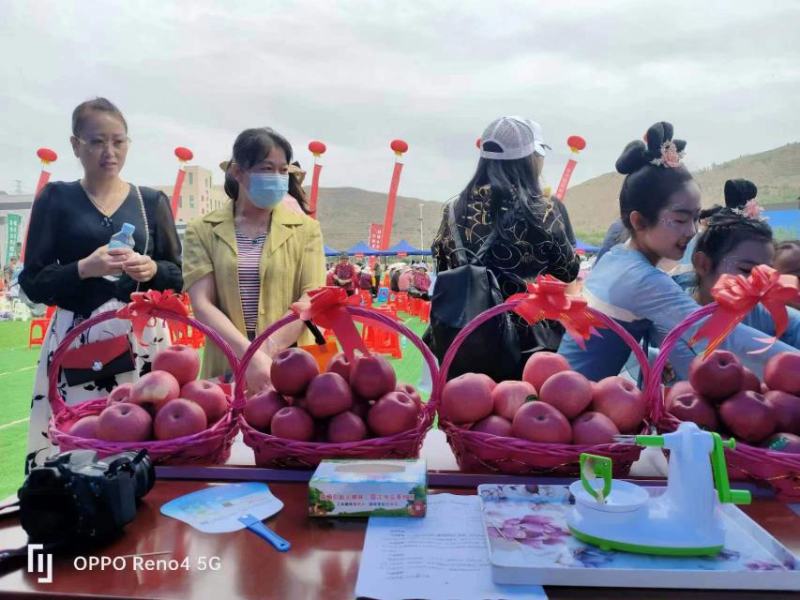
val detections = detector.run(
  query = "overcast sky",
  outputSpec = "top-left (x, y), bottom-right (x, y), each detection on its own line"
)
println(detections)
top-left (2, 0), bottom-right (799, 201)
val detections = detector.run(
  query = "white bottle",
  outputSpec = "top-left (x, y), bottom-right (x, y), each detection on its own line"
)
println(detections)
top-left (105, 222), bottom-right (135, 282)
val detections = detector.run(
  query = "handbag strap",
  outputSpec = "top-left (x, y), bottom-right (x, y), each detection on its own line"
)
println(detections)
top-left (132, 186), bottom-right (151, 294)
top-left (447, 199), bottom-right (498, 268)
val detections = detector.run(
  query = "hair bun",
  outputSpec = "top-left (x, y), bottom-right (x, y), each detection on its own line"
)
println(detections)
top-left (724, 178), bottom-right (758, 209)
top-left (615, 140), bottom-right (649, 174)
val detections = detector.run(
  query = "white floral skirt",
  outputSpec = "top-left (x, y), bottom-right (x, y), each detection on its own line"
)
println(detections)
top-left (27, 299), bottom-right (170, 462)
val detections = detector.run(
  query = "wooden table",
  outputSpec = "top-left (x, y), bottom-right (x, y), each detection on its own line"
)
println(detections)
top-left (1, 479), bottom-right (799, 599)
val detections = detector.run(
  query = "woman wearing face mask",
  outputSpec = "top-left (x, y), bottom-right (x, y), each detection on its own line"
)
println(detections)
top-left (183, 128), bottom-right (325, 393)
top-left (675, 209), bottom-right (800, 347)
top-left (558, 122), bottom-right (795, 381)
top-left (19, 97), bottom-right (182, 459)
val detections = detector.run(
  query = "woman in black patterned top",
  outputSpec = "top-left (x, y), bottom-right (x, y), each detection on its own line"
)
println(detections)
top-left (431, 116), bottom-right (580, 350)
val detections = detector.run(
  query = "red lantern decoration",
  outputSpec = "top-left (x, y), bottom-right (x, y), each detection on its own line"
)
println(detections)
top-left (555, 135), bottom-right (587, 202)
top-left (174, 146), bottom-right (194, 162)
top-left (390, 139), bottom-right (409, 155)
top-left (308, 140), bottom-right (327, 156)
top-left (567, 136), bottom-right (587, 152)
top-left (36, 147), bottom-right (58, 164)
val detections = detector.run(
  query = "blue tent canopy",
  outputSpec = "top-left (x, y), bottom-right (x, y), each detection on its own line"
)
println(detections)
top-left (764, 209), bottom-right (800, 238)
top-left (384, 239), bottom-right (431, 256)
top-left (575, 239), bottom-right (600, 253)
top-left (345, 241), bottom-right (382, 256)
top-left (323, 245), bottom-right (340, 257)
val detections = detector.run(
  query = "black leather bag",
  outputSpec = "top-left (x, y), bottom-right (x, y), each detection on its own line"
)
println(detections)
top-left (423, 201), bottom-right (521, 382)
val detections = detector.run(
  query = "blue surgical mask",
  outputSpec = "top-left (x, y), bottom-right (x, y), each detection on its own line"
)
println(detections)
top-left (247, 173), bottom-right (289, 209)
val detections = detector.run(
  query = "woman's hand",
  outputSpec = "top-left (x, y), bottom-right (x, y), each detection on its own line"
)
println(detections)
top-left (77, 246), bottom-right (131, 279)
top-left (123, 252), bottom-right (158, 282)
top-left (245, 350), bottom-right (273, 395)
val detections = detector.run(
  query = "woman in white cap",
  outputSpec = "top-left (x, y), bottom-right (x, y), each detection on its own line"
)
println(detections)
top-left (431, 116), bottom-right (580, 353)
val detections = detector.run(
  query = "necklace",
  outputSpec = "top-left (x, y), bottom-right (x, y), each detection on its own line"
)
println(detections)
top-left (80, 180), bottom-right (127, 217)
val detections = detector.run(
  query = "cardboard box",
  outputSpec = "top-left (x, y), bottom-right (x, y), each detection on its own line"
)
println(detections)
top-left (308, 459), bottom-right (427, 517)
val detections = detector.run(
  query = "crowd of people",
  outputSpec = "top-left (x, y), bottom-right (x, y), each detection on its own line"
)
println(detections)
top-left (15, 98), bottom-right (800, 460)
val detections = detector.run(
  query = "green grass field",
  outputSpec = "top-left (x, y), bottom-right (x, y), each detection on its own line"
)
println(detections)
top-left (0, 312), bottom-right (430, 500)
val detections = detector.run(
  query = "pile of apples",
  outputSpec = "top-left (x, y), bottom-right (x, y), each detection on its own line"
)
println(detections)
top-left (665, 351), bottom-right (800, 451)
top-left (441, 352), bottom-right (647, 444)
top-left (243, 348), bottom-right (423, 443)
top-left (68, 346), bottom-right (228, 442)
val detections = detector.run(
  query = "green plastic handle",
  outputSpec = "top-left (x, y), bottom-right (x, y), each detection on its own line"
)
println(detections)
top-left (634, 435), bottom-right (664, 447)
top-left (579, 454), bottom-right (613, 503)
top-left (710, 432), bottom-right (750, 505)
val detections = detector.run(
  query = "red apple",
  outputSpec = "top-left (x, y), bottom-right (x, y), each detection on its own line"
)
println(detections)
top-left (540, 371), bottom-right (593, 419)
top-left (129, 371), bottom-right (180, 415)
top-left (491, 380), bottom-right (536, 421)
top-left (572, 412), bottom-right (619, 445)
top-left (306, 372), bottom-right (353, 418)
top-left (667, 390), bottom-right (719, 431)
top-left (244, 388), bottom-right (287, 432)
top-left (270, 348), bottom-right (319, 396)
top-left (522, 352), bottom-right (570, 393)
top-left (441, 372), bottom-right (494, 424)
top-left (326, 352), bottom-right (352, 383)
top-left (471, 415), bottom-right (513, 437)
top-left (689, 351), bottom-right (743, 402)
top-left (665, 381), bottom-right (694, 406)
top-left (97, 403), bottom-right (152, 442)
top-left (765, 432), bottom-right (800, 453)
top-left (368, 391), bottom-right (419, 437)
top-left (396, 383), bottom-right (423, 407)
top-left (765, 353), bottom-right (800, 395)
top-left (154, 398), bottom-right (207, 440)
top-left (719, 391), bottom-right (776, 444)
top-left (592, 376), bottom-right (646, 433)
top-left (180, 380), bottom-right (228, 423)
top-left (350, 398), bottom-right (373, 421)
top-left (350, 355), bottom-right (397, 400)
top-left (270, 406), bottom-right (314, 441)
top-left (512, 401), bottom-right (572, 443)
top-left (69, 415), bottom-right (100, 438)
top-left (152, 345), bottom-right (200, 386)
top-left (328, 411), bottom-right (368, 443)
top-left (108, 383), bottom-right (133, 405)
top-left (764, 390), bottom-right (800, 434)
top-left (741, 368), bottom-right (761, 393)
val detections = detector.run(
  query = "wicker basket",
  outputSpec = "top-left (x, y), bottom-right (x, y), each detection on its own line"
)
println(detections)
top-left (48, 305), bottom-right (240, 464)
top-left (235, 306), bottom-right (439, 468)
top-left (647, 302), bottom-right (800, 500)
top-left (435, 300), bottom-right (651, 476)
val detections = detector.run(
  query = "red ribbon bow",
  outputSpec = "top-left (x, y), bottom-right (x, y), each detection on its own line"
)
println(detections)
top-left (507, 275), bottom-right (603, 349)
top-left (117, 289), bottom-right (188, 344)
top-left (291, 287), bottom-right (367, 361)
top-left (690, 264), bottom-right (800, 357)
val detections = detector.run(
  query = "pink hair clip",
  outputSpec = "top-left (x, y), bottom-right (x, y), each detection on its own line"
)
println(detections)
top-left (733, 198), bottom-right (767, 221)
top-left (650, 140), bottom-right (684, 168)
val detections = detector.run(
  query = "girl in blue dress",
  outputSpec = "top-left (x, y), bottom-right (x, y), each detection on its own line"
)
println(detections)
top-left (558, 122), bottom-right (794, 381)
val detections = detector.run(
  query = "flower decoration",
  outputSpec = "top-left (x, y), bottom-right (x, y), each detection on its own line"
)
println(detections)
top-left (733, 198), bottom-right (766, 221)
top-left (650, 140), bottom-right (684, 168)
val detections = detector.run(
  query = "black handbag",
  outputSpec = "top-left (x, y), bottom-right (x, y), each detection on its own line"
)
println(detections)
top-left (61, 335), bottom-right (136, 386)
top-left (423, 201), bottom-right (522, 382)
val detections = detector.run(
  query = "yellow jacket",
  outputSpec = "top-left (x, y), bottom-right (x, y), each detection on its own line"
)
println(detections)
top-left (182, 201), bottom-right (325, 378)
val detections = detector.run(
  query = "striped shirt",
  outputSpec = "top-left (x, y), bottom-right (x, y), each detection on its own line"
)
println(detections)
top-left (235, 229), bottom-right (266, 336)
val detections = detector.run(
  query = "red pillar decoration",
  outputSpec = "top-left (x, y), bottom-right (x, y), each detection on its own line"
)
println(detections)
top-left (170, 146), bottom-right (193, 219)
top-left (21, 147), bottom-right (59, 260)
top-left (554, 135), bottom-right (587, 202)
top-left (380, 139), bottom-right (408, 249)
top-left (308, 140), bottom-right (327, 219)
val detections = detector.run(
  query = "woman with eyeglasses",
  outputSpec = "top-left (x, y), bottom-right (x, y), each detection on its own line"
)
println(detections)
top-left (182, 127), bottom-right (325, 394)
top-left (19, 97), bottom-right (182, 460)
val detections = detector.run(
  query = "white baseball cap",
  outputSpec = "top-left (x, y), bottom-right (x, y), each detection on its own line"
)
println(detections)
top-left (479, 116), bottom-right (550, 160)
